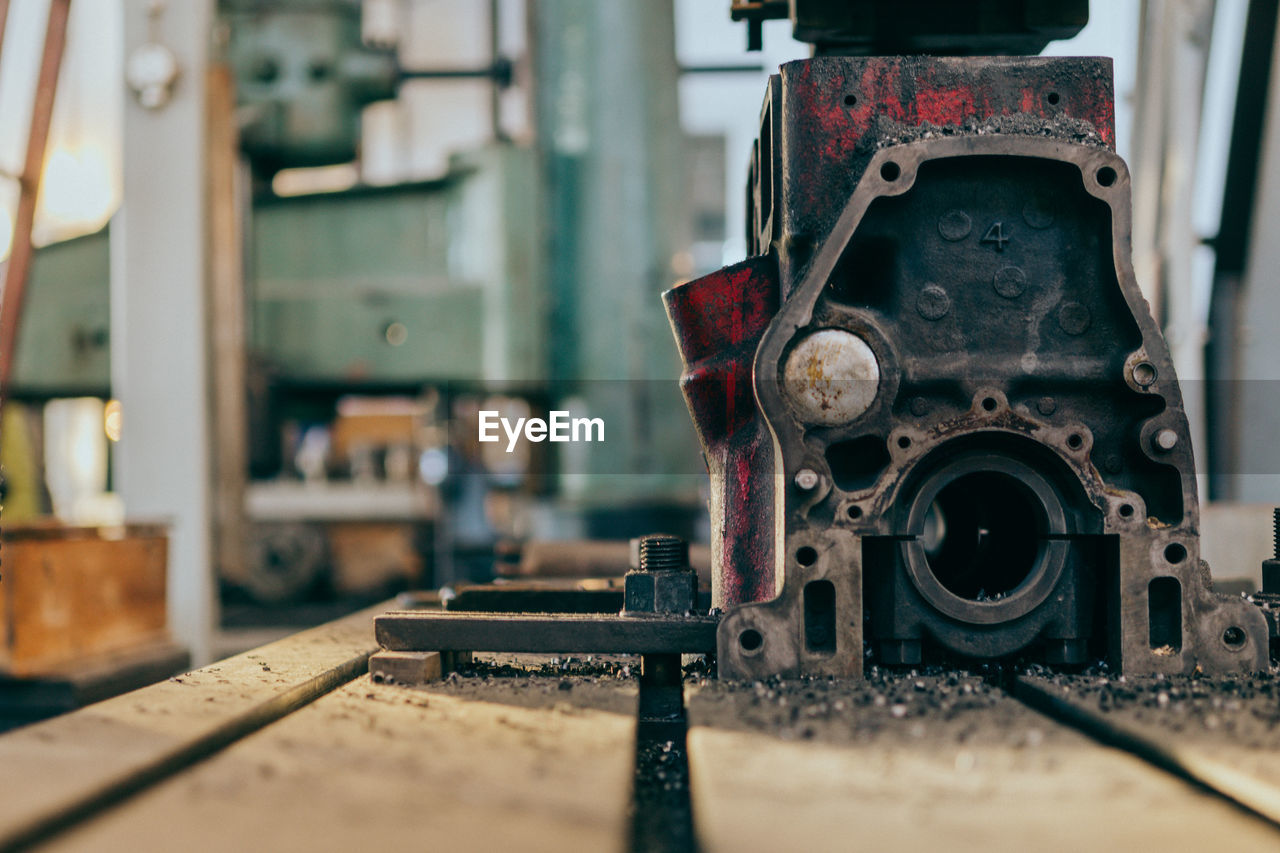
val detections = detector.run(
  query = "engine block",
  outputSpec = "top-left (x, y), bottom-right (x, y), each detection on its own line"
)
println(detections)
top-left (664, 56), bottom-right (1267, 679)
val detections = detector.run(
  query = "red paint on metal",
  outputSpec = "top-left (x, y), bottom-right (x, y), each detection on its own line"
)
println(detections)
top-left (664, 56), bottom-right (1119, 608)
top-left (912, 84), bottom-right (975, 126)
top-left (665, 257), bottom-right (779, 606)
top-left (666, 258), bottom-right (776, 358)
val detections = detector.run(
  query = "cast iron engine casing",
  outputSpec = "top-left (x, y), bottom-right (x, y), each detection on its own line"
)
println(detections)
top-left (664, 56), bottom-right (1267, 679)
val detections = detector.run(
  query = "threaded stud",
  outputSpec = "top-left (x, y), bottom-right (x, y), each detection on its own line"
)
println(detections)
top-left (1273, 507), bottom-right (1279, 561)
top-left (636, 534), bottom-right (688, 572)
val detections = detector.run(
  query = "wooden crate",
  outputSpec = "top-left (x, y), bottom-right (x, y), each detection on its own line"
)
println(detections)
top-left (0, 523), bottom-right (170, 677)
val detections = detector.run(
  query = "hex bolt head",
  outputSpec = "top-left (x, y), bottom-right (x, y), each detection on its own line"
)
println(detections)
top-left (625, 534), bottom-right (696, 614)
top-left (1153, 429), bottom-right (1179, 452)
top-left (795, 468), bottom-right (820, 491)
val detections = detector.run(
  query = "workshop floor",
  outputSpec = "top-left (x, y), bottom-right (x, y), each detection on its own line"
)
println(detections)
top-left (4, 605), bottom-right (1280, 852)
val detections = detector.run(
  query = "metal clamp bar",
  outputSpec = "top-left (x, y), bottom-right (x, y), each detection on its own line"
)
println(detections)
top-left (374, 611), bottom-right (719, 655)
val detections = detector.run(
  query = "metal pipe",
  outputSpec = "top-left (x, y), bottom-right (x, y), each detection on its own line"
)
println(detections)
top-left (0, 0), bottom-right (72, 400)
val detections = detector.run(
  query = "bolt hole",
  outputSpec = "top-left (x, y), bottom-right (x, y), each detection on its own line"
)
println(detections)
top-left (1119, 503), bottom-right (1135, 518)
top-left (309, 60), bottom-right (334, 83)
top-left (1047, 91), bottom-right (1060, 105)
top-left (844, 94), bottom-right (857, 106)
top-left (1223, 626), bottom-right (1247, 649)
top-left (1096, 166), bottom-right (1117, 187)
top-left (1164, 542), bottom-right (1188, 564)
top-left (1067, 433), bottom-right (1083, 450)
top-left (847, 505), bottom-right (863, 520)
top-left (251, 56), bottom-right (280, 84)
top-left (981, 397), bottom-right (998, 412)
top-left (880, 161), bottom-right (901, 181)
top-left (1132, 361), bottom-right (1157, 386)
top-left (796, 546), bottom-right (818, 566)
top-left (739, 628), bottom-right (764, 652)
top-left (897, 435), bottom-right (912, 449)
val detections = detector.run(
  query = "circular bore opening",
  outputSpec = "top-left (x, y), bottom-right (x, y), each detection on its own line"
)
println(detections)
top-left (1067, 433), bottom-right (1084, 450)
top-left (880, 161), bottom-right (901, 181)
top-left (1047, 91), bottom-right (1061, 105)
top-left (796, 546), bottom-right (818, 566)
top-left (981, 397), bottom-right (998, 412)
top-left (1096, 166), bottom-right (1118, 187)
top-left (1132, 361), bottom-right (1157, 386)
top-left (739, 628), bottom-right (764, 652)
top-left (844, 94), bottom-right (857, 106)
top-left (1119, 503), bottom-right (1135, 518)
top-left (897, 435), bottom-right (913, 449)
top-left (922, 470), bottom-right (1047, 600)
top-left (847, 505), bottom-right (863, 520)
top-left (1223, 626), bottom-right (1247, 649)
top-left (1165, 542), bottom-right (1188, 564)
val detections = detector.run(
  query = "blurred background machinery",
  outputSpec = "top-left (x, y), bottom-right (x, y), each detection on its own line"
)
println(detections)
top-left (4, 0), bottom-right (717, 634)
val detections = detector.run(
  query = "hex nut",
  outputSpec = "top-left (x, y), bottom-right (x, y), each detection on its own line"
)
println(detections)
top-left (624, 569), bottom-right (696, 614)
top-left (624, 571), bottom-right (656, 612)
top-left (653, 570), bottom-right (698, 614)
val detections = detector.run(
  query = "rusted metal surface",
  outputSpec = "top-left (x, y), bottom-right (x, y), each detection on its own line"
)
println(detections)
top-left (663, 255), bottom-right (779, 608)
top-left (782, 329), bottom-right (880, 425)
top-left (765, 56), bottom-right (1116, 279)
top-left (666, 55), bottom-right (1266, 680)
